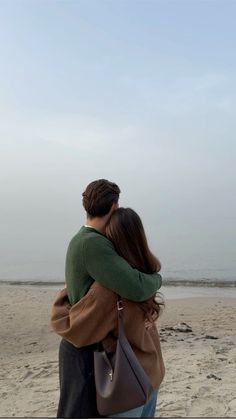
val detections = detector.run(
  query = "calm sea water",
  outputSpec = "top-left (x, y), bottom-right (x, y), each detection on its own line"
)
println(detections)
top-left (1, 216), bottom-right (235, 286)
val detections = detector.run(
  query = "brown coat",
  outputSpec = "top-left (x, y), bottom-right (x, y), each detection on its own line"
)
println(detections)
top-left (50, 282), bottom-right (165, 390)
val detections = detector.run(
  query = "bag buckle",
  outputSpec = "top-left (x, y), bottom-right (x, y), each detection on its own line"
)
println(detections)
top-left (109, 370), bottom-right (113, 381)
top-left (117, 300), bottom-right (123, 311)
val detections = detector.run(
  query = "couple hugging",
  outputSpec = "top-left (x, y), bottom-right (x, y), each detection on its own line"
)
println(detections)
top-left (51, 179), bottom-right (165, 418)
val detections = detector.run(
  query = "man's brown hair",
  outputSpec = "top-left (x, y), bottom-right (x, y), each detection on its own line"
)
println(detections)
top-left (82, 179), bottom-right (120, 218)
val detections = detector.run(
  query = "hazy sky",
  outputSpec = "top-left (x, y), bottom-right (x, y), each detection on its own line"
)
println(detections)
top-left (0, 1), bottom-right (235, 281)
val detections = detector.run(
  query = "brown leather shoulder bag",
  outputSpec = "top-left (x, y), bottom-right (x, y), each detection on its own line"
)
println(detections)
top-left (94, 298), bottom-right (153, 416)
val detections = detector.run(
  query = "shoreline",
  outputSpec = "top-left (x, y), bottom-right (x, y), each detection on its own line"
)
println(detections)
top-left (1, 283), bottom-right (236, 300)
top-left (1, 280), bottom-right (236, 301)
top-left (0, 278), bottom-right (235, 287)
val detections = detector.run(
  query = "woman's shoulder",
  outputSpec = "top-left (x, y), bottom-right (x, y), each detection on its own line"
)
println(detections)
top-left (88, 281), bottom-right (118, 300)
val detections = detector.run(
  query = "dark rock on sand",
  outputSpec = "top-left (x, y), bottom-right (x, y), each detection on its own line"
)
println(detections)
top-left (207, 373), bottom-right (222, 380)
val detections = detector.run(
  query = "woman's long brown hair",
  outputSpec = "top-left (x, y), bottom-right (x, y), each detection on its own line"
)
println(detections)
top-left (106, 207), bottom-right (164, 320)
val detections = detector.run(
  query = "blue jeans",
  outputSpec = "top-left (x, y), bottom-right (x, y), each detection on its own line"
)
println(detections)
top-left (109, 388), bottom-right (158, 417)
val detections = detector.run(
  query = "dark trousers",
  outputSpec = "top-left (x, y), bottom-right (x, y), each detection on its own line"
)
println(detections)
top-left (57, 339), bottom-right (101, 418)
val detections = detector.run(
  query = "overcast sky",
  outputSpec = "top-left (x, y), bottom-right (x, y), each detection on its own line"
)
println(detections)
top-left (0, 0), bottom-right (235, 281)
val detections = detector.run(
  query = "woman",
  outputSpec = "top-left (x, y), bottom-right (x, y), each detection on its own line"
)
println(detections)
top-left (51, 208), bottom-right (165, 417)
top-left (105, 207), bottom-right (164, 417)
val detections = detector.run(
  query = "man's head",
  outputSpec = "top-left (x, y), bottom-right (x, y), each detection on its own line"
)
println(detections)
top-left (82, 179), bottom-right (120, 219)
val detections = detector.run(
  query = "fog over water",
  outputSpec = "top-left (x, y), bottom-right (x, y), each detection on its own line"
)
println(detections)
top-left (0, 2), bottom-right (235, 283)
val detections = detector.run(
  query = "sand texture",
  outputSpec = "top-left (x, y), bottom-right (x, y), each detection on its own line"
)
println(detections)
top-left (0, 285), bottom-right (235, 417)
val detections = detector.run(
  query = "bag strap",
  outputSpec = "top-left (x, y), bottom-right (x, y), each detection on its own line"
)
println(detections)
top-left (117, 296), bottom-right (126, 339)
top-left (97, 296), bottom-right (125, 352)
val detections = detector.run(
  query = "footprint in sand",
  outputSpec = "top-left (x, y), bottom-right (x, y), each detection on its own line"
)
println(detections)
top-left (25, 370), bottom-right (33, 378)
top-left (226, 398), bottom-right (236, 416)
top-left (189, 396), bottom-right (227, 417)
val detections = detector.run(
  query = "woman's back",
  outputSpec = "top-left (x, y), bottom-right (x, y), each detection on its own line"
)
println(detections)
top-left (51, 281), bottom-right (165, 390)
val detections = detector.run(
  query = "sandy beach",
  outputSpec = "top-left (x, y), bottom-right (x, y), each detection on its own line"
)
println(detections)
top-left (0, 284), bottom-right (235, 417)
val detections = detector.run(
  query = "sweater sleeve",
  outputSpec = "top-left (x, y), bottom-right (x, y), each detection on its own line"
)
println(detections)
top-left (50, 286), bottom-right (117, 348)
top-left (83, 234), bottom-right (162, 302)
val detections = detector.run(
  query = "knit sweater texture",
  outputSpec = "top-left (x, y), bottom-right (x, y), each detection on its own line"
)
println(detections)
top-left (65, 226), bottom-right (162, 304)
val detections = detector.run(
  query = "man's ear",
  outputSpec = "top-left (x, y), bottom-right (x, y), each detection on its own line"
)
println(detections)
top-left (111, 202), bottom-right (119, 211)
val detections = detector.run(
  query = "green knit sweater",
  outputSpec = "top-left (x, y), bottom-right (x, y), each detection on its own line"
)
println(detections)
top-left (66, 226), bottom-right (162, 305)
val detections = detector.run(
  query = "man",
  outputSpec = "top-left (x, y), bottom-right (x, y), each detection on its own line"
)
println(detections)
top-left (57, 179), bottom-right (162, 418)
